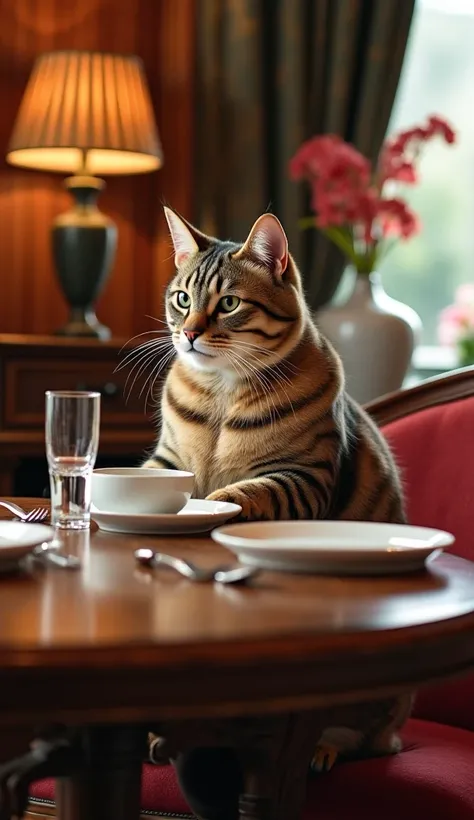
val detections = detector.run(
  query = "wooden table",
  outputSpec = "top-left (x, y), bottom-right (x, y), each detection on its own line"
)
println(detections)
top-left (2, 500), bottom-right (474, 820)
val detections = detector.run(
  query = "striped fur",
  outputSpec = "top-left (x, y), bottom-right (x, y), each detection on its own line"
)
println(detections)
top-left (144, 208), bottom-right (410, 770)
top-left (145, 208), bottom-right (405, 527)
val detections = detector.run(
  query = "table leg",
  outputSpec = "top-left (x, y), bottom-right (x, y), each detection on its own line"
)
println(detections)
top-left (171, 713), bottom-right (323, 820)
top-left (238, 713), bottom-right (322, 820)
top-left (56, 725), bottom-right (147, 820)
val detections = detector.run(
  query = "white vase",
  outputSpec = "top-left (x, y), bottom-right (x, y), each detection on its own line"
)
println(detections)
top-left (315, 272), bottom-right (422, 404)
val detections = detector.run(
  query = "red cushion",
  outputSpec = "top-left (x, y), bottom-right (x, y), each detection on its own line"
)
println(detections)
top-left (29, 764), bottom-right (192, 816)
top-left (413, 677), bottom-right (474, 733)
top-left (304, 718), bottom-right (474, 820)
top-left (382, 396), bottom-right (474, 562)
top-left (29, 719), bottom-right (474, 819)
top-left (382, 397), bottom-right (474, 730)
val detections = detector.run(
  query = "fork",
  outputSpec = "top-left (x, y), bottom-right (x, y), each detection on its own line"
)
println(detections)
top-left (0, 500), bottom-right (79, 569)
top-left (0, 500), bottom-right (49, 523)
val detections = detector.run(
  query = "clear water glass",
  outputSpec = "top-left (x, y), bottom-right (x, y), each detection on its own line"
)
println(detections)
top-left (45, 391), bottom-right (101, 529)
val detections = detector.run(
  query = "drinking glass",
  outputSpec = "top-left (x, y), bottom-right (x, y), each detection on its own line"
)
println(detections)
top-left (45, 391), bottom-right (101, 529)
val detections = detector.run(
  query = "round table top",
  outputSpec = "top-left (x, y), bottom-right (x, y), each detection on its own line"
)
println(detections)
top-left (1, 499), bottom-right (474, 725)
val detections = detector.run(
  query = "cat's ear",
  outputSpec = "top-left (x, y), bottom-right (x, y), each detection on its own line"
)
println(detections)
top-left (164, 206), bottom-right (210, 267)
top-left (236, 214), bottom-right (289, 276)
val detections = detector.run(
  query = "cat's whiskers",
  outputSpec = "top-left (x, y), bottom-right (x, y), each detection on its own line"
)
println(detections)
top-left (233, 347), bottom-right (295, 390)
top-left (206, 340), bottom-right (293, 420)
top-left (211, 337), bottom-right (298, 385)
top-left (221, 342), bottom-right (296, 419)
top-left (122, 339), bottom-right (174, 403)
top-left (226, 333), bottom-right (299, 362)
top-left (118, 329), bottom-right (170, 355)
top-left (228, 340), bottom-right (299, 382)
top-left (121, 339), bottom-right (173, 382)
top-left (125, 351), bottom-right (168, 404)
top-left (143, 347), bottom-right (176, 411)
top-left (145, 315), bottom-right (169, 326)
top-left (122, 346), bottom-right (172, 401)
top-left (230, 350), bottom-right (281, 426)
top-left (228, 338), bottom-right (299, 374)
top-left (158, 312), bottom-right (179, 332)
top-left (139, 346), bottom-right (174, 399)
top-left (223, 351), bottom-right (269, 423)
top-left (242, 353), bottom-right (296, 422)
top-left (116, 335), bottom-right (172, 370)
top-left (225, 351), bottom-right (273, 424)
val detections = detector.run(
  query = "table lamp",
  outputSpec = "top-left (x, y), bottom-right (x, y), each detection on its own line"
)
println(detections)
top-left (6, 50), bottom-right (163, 339)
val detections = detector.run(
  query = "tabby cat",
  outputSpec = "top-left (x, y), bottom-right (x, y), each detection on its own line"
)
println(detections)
top-left (144, 206), bottom-right (411, 776)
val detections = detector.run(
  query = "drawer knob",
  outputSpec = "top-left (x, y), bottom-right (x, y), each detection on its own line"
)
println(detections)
top-left (75, 381), bottom-right (119, 398)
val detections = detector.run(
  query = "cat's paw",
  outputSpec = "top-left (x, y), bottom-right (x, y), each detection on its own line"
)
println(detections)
top-left (310, 744), bottom-right (339, 774)
top-left (206, 488), bottom-right (252, 521)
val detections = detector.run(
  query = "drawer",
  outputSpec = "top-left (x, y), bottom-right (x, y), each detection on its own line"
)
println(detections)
top-left (3, 357), bottom-right (154, 429)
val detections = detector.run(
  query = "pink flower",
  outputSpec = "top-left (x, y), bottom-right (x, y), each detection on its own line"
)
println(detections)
top-left (438, 304), bottom-right (474, 346)
top-left (289, 112), bottom-right (456, 273)
top-left (388, 127), bottom-right (429, 154)
top-left (455, 283), bottom-right (474, 305)
top-left (289, 134), bottom-right (370, 186)
top-left (378, 115), bottom-right (456, 186)
top-left (391, 161), bottom-right (417, 184)
top-left (426, 115), bottom-right (456, 144)
top-left (377, 198), bottom-right (420, 240)
top-left (311, 180), bottom-right (347, 227)
top-left (352, 190), bottom-right (380, 242)
top-left (438, 315), bottom-right (462, 347)
top-left (289, 135), bottom-right (340, 179)
top-left (378, 144), bottom-right (418, 185)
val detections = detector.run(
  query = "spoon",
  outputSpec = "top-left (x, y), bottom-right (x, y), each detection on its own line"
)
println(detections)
top-left (33, 542), bottom-right (81, 570)
top-left (134, 548), bottom-right (258, 585)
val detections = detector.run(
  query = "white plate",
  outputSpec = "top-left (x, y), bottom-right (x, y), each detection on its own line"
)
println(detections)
top-left (211, 521), bottom-right (455, 575)
top-left (91, 499), bottom-right (242, 535)
top-left (0, 521), bottom-right (56, 563)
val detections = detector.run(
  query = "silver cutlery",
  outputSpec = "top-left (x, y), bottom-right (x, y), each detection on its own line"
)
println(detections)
top-left (33, 542), bottom-right (81, 570)
top-left (134, 548), bottom-right (259, 585)
top-left (0, 500), bottom-right (49, 523)
top-left (0, 501), bottom-right (79, 569)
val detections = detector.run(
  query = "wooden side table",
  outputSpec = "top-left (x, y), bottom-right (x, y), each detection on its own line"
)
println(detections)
top-left (0, 334), bottom-right (156, 495)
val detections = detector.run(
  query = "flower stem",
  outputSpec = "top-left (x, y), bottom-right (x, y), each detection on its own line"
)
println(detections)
top-left (298, 216), bottom-right (317, 230)
top-left (323, 226), bottom-right (360, 266)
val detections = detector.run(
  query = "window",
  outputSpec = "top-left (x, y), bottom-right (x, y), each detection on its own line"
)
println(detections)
top-left (380, 0), bottom-right (474, 347)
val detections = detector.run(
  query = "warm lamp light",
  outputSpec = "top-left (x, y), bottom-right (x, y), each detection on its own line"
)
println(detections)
top-left (6, 50), bottom-right (163, 338)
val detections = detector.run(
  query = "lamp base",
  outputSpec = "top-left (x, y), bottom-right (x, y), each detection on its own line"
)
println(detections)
top-left (52, 175), bottom-right (117, 340)
top-left (55, 307), bottom-right (111, 340)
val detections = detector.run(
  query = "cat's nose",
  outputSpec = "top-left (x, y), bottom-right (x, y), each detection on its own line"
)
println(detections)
top-left (183, 329), bottom-right (202, 343)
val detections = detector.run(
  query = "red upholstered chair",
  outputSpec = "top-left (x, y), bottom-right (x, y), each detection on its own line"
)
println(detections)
top-left (27, 368), bottom-right (474, 819)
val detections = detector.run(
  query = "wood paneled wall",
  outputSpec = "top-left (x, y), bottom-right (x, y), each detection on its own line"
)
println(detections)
top-left (0, 0), bottom-right (195, 339)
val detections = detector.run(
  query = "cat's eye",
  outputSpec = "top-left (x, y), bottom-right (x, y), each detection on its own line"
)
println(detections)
top-left (218, 295), bottom-right (241, 313)
top-left (175, 291), bottom-right (191, 309)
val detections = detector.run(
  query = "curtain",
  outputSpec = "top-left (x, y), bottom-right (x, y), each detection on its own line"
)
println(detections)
top-left (193, 0), bottom-right (416, 309)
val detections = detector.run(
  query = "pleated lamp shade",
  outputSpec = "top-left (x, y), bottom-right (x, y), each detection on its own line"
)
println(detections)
top-left (6, 50), bottom-right (163, 175)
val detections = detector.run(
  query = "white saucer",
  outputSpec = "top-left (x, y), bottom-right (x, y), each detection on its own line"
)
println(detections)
top-left (0, 521), bottom-right (56, 564)
top-left (211, 521), bottom-right (455, 575)
top-left (91, 499), bottom-right (242, 535)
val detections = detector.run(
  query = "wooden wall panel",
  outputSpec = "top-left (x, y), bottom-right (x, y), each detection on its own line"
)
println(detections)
top-left (0, 0), bottom-right (195, 339)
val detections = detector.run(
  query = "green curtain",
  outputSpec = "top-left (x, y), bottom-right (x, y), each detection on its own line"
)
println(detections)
top-left (193, 0), bottom-right (415, 309)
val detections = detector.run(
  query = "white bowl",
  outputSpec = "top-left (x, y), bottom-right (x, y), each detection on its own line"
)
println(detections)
top-left (91, 467), bottom-right (194, 515)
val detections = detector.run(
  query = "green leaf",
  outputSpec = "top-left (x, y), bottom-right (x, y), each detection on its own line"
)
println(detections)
top-left (324, 226), bottom-right (356, 259)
